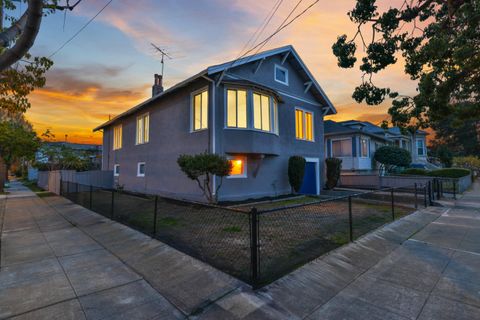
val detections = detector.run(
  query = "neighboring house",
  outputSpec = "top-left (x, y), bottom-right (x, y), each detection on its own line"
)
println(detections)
top-left (94, 45), bottom-right (336, 201)
top-left (324, 120), bottom-right (389, 172)
top-left (35, 142), bottom-right (102, 167)
top-left (325, 120), bottom-right (432, 173)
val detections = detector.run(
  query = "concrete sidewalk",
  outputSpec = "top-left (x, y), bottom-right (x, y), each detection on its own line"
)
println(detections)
top-left (1, 181), bottom-right (479, 319)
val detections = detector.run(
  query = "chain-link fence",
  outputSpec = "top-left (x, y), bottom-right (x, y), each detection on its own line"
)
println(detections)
top-left (60, 179), bottom-right (453, 287)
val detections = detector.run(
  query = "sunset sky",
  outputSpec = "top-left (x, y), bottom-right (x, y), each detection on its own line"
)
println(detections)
top-left (25, 0), bottom-right (418, 144)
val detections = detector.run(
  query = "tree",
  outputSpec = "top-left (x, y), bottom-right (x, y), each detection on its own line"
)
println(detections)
top-left (0, 120), bottom-right (41, 190)
top-left (177, 152), bottom-right (232, 203)
top-left (432, 144), bottom-right (453, 168)
top-left (431, 117), bottom-right (480, 156)
top-left (325, 158), bottom-right (342, 189)
top-left (374, 145), bottom-right (411, 173)
top-left (288, 156), bottom-right (306, 193)
top-left (332, 0), bottom-right (480, 131)
top-left (0, 0), bottom-right (81, 71)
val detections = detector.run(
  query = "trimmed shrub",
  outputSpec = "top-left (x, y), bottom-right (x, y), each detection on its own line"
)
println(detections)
top-left (427, 168), bottom-right (471, 178)
top-left (288, 156), bottom-right (306, 193)
top-left (401, 168), bottom-right (428, 176)
top-left (374, 146), bottom-right (411, 172)
top-left (325, 157), bottom-right (342, 189)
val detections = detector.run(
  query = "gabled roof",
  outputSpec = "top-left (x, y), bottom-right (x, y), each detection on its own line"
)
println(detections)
top-left (94, 45), bottom-right (336, 132)
top-left (324, 120), bottom-right (388, 141)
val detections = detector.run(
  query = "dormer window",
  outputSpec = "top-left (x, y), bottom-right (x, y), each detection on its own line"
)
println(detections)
top-left (274, 64), bottom-right (288, 85)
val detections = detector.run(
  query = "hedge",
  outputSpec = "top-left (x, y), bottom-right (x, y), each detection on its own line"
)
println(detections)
top-left (401, 168), bottom-right (471, 178)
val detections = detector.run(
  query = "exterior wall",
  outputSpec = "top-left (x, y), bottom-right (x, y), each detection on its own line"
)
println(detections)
top-left (214, 56), bottom-right (325, 201)
top-left (102, 78), bottom-right (212, 201)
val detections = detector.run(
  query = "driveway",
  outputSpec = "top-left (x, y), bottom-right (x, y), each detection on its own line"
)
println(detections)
top-left (0, 181), bottom-right (479, 319)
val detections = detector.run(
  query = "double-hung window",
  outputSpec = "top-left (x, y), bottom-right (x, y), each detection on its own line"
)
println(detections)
top-left (113, 125), bottom-right (122, 150)
top-left (227, 89), bottom-right (247, 128)
top-left (360, 138), bottom-right (369, 157)
top-left (253, 93), bottom-right (273, 132)
top-left (136, 113), bottom-right (149, 144)
top-left (416, 139), bottom-right (425, 156)
top-left (192, 89), bottom-right (208, 131)
top-left (295, 109), bottom-right (314, 141)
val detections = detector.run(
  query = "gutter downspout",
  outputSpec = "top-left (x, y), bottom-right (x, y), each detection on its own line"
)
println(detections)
top-left (202, 75), bottom-right (216, 197)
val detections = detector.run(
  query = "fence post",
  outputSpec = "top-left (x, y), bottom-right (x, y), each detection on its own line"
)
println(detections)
top-left (110, 190), bottom-right (115, 219)
top-left (391, 189), bottom-right (395, 221)
top-left (59, 179), bottom-right (63, 196)
top-left (250, 208), bottom-right (259, 286)
top-left (428, 181), bottom-right (433, 205)
top-left (348, 196), bottom-right (353, 242)
top-left (89, 185), bottom-right (93, 209)
top-left (66, 181), bottom-right (69, 197)
top-left (153, 196), bottom-right (158, 235)
top-left (453, 180), bottom-right (457, 200)
top-left (436, 179), bottom-right (441, 200)
top-left (414, 183), bottom-right (418, 209)
top-left (424, 185), bottom-right (427, 207)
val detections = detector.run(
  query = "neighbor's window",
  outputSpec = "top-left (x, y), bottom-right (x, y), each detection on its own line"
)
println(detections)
top-left (227, 89), bottom-right (247, 128)
top-left (114, 164), bottom-right (120, 176)
top-left (332, 139), bottom-right (352, 157)
top-left (228, 156), bottom-right (247, 178)
top-left (274, 64), bottom-right (288, 85)
top-left (136, 113), bottom-right (149, 144)
top-left (295, 109), bottom-right (314, 141)
top-left (360, 138), bottom-right (369, 157)
top-left (193, 89), bottom-right (208, 131)
top-left (253, 93), bottom-right (273, 132)
top-left (113, 125), bottom-right (122, 150)
top-left (416, 139), bottom-right (425, 156)
top-left (137, 162), bottom-right (145, 177)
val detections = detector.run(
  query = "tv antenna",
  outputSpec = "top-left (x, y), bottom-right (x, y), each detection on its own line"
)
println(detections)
top-left (151, 43), bottom-right (172, 77)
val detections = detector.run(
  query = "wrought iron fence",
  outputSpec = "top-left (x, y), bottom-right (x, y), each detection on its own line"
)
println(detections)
top-left (59, 178), bottom-right (452, 288)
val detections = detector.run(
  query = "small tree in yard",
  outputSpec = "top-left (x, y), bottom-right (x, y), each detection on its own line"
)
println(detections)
top-left (374, 146), bottom-right (411, 174)
top-left (177, 152), bottom-right (232, 203)
top-left (288, 156), bottom-right (306, 193)
top-left (325, 158), bottom-right (342, 189)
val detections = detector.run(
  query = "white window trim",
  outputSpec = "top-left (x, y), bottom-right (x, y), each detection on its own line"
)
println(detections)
top-left (330, 137), bottom-right (353, 158)
top-left (252, 91), bottom-right (277, 133)
top-left (416, 138), bottom-right (425, 156)
top-left (113, 164), bottom-right (120, 176)
top-left (190, 86), bottom-right (209, 133)
top-left (136, 113), bottom-right (150, 145)
top-left (295, 107), bottom-right (315, 142)
top-left (274, 64), bottom-right (289, 86)
top-left (359, 137), bottom-right (370, 158)
top-left (227, 155), bottom-right (247, 179)
top-left (137, 162), bottom-right (146, 177)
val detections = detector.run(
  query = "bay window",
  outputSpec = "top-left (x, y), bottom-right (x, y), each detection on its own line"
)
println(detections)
top-left (253, 93), bottom-right (274, 132)
top-left (332, 139), bottom-right (352, 157)
top-left (360, 138), bottom-right (369, 157)
top-left (227, 89), bottom-right (247, 128)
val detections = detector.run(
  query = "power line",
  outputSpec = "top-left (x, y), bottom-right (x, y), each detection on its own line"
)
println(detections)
top-left (49, 0), bottom-right (115, 58)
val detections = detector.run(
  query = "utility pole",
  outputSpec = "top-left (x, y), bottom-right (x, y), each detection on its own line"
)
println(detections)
top-left (150, 43), bottom-right (172, 77)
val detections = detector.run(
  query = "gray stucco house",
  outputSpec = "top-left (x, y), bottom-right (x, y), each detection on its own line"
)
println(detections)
top-left (324, 120), bottom-right (431, 173)
top-left (94, 45), bottom-right (336, 201)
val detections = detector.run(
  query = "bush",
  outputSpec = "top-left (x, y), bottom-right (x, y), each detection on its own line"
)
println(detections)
top-left (374, 146), bottom-right (411, 172)
top-left (401, 168), bottom-right (427, 175)
top-left (325, 158), bottom-right (342, 189)
top-left (288, 156), bottom-right (306, 193)
top-left (177, 152), bottom-right (232, 203)
top-left (427, 168), bottom-right (471, 178)
top-left (437, 145), bottom-right (453, 168)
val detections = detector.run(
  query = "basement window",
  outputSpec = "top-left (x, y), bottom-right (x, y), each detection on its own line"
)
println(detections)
top-left (228, 156), bottom-right (247, 178)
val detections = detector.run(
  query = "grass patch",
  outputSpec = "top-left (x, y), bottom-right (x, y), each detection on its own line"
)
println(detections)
top-left (22, 181), bottom-right (44, 193)
top-left (158, 217), bottom-right (179, 227)
top-left (223, 226), bottom-right (242, 233)
top-left (37, 191), bottom-right (56, 198)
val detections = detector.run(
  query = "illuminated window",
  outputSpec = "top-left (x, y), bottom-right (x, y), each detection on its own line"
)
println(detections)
top-left (253, 93), bottom-right (275, 132)
top-left (360, 138), bottom-right (369, 157)
top-left (136, 113), bottom-right (149, 144)
top-left (137, 162), bottom-right (145, 177)
top-left (295, 109), bottom-right (314, 141)
top-left (227, 89), bottom-right (247, 128)
top-left (228, 156), bottom-right (247, 178)
top-left (114, 164), bottom-right (120, 176)
top-left (192, 89), bottom-right (208, 131)
top-left (113, 125), bottom-right (122, 150)
top-left (274, 64), bottom-right (288, 85)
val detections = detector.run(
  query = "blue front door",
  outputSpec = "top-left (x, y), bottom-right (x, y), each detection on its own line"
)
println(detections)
top-left (299, 162), bottom-right (317, 195)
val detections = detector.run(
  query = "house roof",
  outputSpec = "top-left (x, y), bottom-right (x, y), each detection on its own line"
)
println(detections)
top-left (324, 120), bottom-right (389, 141)
top-left (94, 45), bottom-right (335, 132)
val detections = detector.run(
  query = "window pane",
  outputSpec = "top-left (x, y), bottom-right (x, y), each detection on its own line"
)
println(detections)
top-left (273, 101), bottom-right (278, 134)
top-left (227, 90), bottom-right (237, 127)
top-left (276, 67), bottom-right (287, 83)
top-left (305, 112), bottom-right (313, 141)
top-left (361, 139), bottom-right (368, 157)
top-left (253, 93), bottom-right (261, 129)
top-left (332, 140), bottom-right (352, 157)
top-left (201, 91), bottom-right (208, 129)
top-left (295, 110), bottom-right (304, 139)
top-left (144, 115), bottom-right (149, 143)
top-left (261, 95), bottom-right (270, 131)
top-left (229, 159), bottom-right (244, 176)
top-left (194, 94), bottom-right (201, 130)
top-left (137, 118), bottom-right (143, 144)
top-left (237, 90), bottom-right (247, 128)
